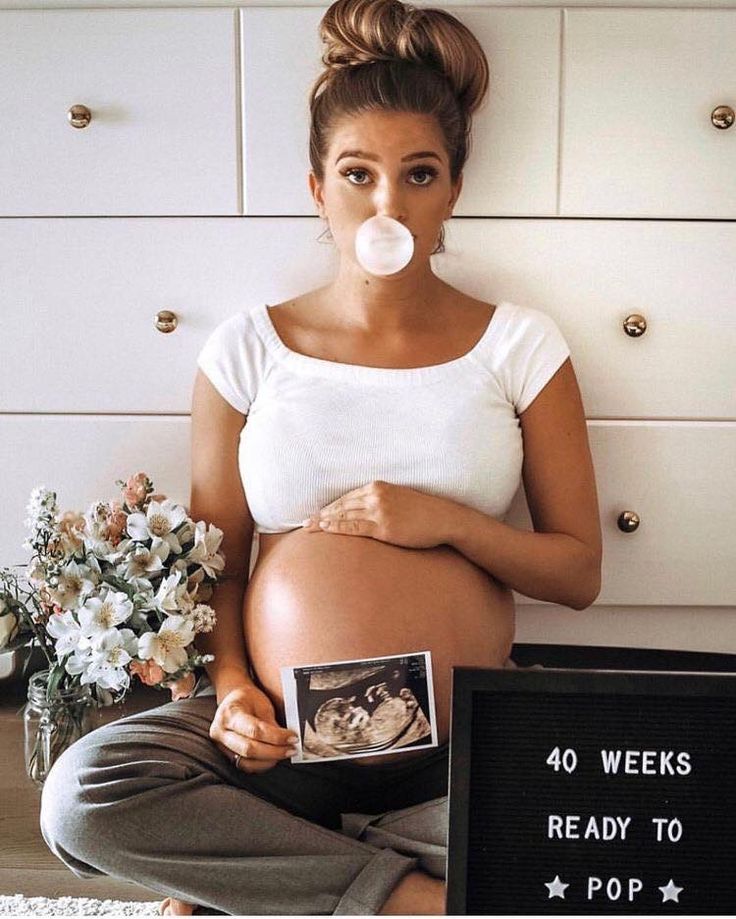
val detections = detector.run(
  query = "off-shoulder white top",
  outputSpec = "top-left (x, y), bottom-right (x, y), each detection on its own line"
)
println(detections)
top-left (197, 300), bottom-right (571, 534)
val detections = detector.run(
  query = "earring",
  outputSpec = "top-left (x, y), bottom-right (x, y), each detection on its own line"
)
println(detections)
top-left (316, 221), bottom-right (334, 244)
top-left (431, 224), bottom-right (446, 256)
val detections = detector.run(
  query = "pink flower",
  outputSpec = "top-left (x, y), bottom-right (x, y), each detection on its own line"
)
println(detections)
top-left (58, 511), bottom-right (86, 552)
top-left (122, 473), bottom-right (151, 511)
top-left (103, 501), bottom-right (128, 545)
top-left (129, 658), bottom-right (166, 687)
top-left (167, 671), bottom-right (196, 701)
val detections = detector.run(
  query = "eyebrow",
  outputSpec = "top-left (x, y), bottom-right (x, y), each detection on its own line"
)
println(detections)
top-left (335, 149), bottom-right (442, 165)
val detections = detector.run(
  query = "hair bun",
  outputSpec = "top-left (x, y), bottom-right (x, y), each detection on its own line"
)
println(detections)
top-left (318, 0), bottom-right (488, 117)
top-left (319, 0), bottom-right (407, 70)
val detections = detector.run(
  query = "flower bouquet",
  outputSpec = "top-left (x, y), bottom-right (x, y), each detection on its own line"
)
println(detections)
top-left (0, 472), bottom-right (225, 783)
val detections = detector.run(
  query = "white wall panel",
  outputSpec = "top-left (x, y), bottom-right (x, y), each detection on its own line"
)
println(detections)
top-left (0, 416), bottom-right (191, 569)
top-left (515, 605), bottom-right (736, 654)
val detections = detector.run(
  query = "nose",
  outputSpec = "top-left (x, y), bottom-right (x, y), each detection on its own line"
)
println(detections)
top-left (371, 180), bottom-right (407, 223)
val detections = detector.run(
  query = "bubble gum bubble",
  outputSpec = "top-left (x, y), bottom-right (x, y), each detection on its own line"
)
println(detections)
top-left (354, 216), bottom-right (414, 276)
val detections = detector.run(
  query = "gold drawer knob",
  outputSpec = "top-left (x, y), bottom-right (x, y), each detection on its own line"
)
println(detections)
top-left (617, 511), bottom-right (640, 533)
top-left (711, 105), bottom-right (735, 130)
top-left (155, 310), bottom-right (178, 334)
top-left (67, 104), bottom-right (92, 129)
top-left (623, 314), bottom-right (647, 337)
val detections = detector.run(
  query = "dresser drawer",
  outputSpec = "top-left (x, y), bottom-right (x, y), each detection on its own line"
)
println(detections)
top-left (506, 421), bottom-right (736, 607)
top-left (443, 219), bottom-right (736, 420)
top-left (561, 9), bottom-right (736, 218)
top-left (1, 217), bottom-right (734, 418)
top-left (242, 6), bottom-right (560, 217)
top-left (0, 8), bottom-right (238, 216)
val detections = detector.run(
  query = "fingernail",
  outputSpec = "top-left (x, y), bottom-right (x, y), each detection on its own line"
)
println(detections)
top-left (319, 520), bottom-right (329, 529)
top-left (301, 518), bottom-right (312, 528)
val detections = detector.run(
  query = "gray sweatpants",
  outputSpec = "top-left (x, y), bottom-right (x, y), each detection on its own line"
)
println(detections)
top-left (39, 673), bottom-right (449, 915)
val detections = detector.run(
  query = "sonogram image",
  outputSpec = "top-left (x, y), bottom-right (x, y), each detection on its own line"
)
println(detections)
top-left (282, 652), bottom-right (436, 762)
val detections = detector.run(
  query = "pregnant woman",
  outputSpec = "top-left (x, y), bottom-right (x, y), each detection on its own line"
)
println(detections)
top-left (40, 0), bottom-right (602, 914)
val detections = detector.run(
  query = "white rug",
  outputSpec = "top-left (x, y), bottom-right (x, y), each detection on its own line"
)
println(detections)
top-left (0, 895), bottom-right (159, 916)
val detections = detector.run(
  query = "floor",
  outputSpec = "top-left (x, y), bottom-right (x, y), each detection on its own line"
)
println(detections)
top-left (0, 672), bottom-right (165, 903)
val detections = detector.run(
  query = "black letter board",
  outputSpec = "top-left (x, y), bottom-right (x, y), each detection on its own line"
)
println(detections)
top-left (447, 666), bottom-right (736, 915)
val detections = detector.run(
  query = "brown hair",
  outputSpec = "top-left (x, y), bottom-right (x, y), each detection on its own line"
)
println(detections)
top-left (308, 0), bottom-right (490, 190)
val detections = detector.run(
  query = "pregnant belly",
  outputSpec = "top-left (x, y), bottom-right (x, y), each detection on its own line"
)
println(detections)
top-left (243, 528), bottom-right (515, 765)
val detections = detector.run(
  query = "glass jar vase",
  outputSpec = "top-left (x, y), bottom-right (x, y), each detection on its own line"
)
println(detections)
top-left (24, 669), bottom-right (95, 787)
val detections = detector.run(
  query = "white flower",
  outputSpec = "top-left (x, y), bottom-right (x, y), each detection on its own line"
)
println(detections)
top-left (46, 609), bottom-right (87, 657)
top-left (66, 628), bottom-right (138, 692)
top-left (45, 560), bottom-right (98, 611)
top-left (122, 540), bottom-right (170, 580)
top-left (0, 600), bottom-right (19, 649)
top-left (105, 539), bottom-right (133, 566)
top-left (26, 560), bottom-right (46, 586)
top-left (25, 486), bottom-right (58, 525)
top-left (176, 519), bottom-right (195, 545)
top-left (186, 603), bottom-right (217, 634)
top-left (82, 502), bottom-right (117, 557)
top-left (137, 615), bottom-right (196, 674)
top-left (126, 499), bottom-right (187, 555)
top-left (187, 522), bottom-right (225, 579)
top-left (151, 571), bottom-right (185, 615)
top-left (77, 588), bottom-right (134, 645)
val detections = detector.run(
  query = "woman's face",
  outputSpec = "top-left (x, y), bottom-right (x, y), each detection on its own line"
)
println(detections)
top-left (309, 110), bottom-right (463, 273)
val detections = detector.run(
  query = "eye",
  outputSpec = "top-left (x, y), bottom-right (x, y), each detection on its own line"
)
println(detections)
top-left (341, 166), bottom-right (438, 187)
top-left (409, 167), bottom-right (438, 186)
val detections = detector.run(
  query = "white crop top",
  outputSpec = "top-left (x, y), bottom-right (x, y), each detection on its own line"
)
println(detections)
top-left (197, 300), bottom-right (571, 535)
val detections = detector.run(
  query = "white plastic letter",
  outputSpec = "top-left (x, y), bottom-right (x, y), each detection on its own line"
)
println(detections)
top-left (607, 878), bottom-right (622, 901)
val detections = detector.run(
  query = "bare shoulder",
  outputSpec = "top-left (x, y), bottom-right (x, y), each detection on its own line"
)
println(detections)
top-left (267, 288), bottom-right (324, 318)
top-left (441, 292), bottom-right (498, 341)
top-left (265, 290), bottom-right (328, 354)
top-left (456, 293), bottom-right (498, 322)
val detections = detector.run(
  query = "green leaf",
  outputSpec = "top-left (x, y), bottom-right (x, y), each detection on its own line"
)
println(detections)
top-left (46, 663), bottom-right (66, 701)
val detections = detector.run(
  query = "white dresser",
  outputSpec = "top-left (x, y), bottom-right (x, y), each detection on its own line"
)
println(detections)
top-left (1, 0), bottom-right (734, 669)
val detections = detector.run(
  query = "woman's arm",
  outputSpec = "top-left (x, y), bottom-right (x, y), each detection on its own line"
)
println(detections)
top-left (440, 358), bottom-right (603, 611)
top-left (189, 368), bottom-right (258, 701)
top-left (193, 576), bottom-right (256, 701)
top-left (440, 505), bottom-right (599, 610)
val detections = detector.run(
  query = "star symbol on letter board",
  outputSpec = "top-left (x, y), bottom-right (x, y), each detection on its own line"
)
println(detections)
top-left (659, 879), bottom-right (684, 903)
top-left (545, 875), bottom-right (569, 899)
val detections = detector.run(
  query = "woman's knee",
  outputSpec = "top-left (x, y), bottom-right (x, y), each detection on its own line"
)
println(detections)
top-left (39, 726), bottom-right (111, 869)
top-left (40, 700), bottom-right (217, 863)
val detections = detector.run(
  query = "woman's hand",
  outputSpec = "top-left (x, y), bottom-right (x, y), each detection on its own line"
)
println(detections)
top-left (301, 480), bottom-right (455, 550)
top-left (209, 680), bottom-right (299, 774)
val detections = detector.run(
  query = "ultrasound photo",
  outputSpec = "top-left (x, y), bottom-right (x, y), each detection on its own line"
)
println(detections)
top-left (280, 651), bottom-right (437, 763)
